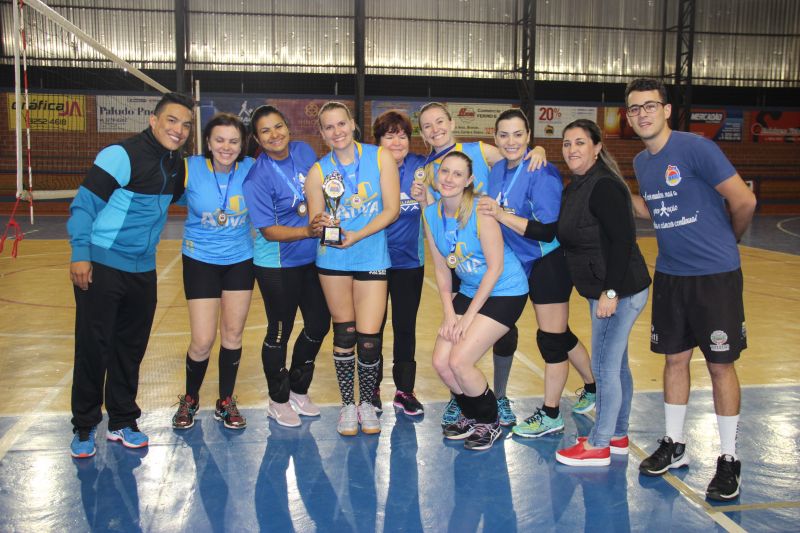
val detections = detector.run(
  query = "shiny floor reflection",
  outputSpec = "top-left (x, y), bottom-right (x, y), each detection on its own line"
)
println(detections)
top-left (1, 387), bottom-right (798, 532)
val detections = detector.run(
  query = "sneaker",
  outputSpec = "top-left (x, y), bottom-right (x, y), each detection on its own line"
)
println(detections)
top-left (70, 427), bottom-right (97, 458)
top-left (214, 397), bottom-right (247, 430)
top-left (496, 396), bottom-right (517, 426)
top-left (443, 414), bottom-right (477, 440)
top-left (393, 390), bottom-right (424, 416)
top-left (289, 391), bottom-right (321, 417)
top-left (556, 441), bottom-right (611, 467)
top-left (512, 408), bottom-right (564, 438)
top-left (578, 435), bottom-right (629, 455)
top-left (267, 400), bottom-right (301, 428)
top-left (572, 387), bottom-right (597, 414)
top-left (706, 454), bottom-right (741, 501)
top-left (337, 404), bottom-right (358, 436)
top-left (172, 394), bottom-right (198, 430)
top-left (639, 436), bottom-right (689, 476)
top-left (464, 421), bottom-right (503, 451)
top-left (358, 401), bottom-right (381, 434)
top-left (370, 387), bottom-right (383, 413)
top-left (107, 425), bottom-right (148, 449)
top-left (441, 397), bottom-right (462, 427)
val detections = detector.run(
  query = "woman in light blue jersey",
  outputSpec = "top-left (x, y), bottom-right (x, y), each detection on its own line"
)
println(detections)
top-left (417, 102), bottom-right (546, 427)
top-left (477, 108), bottom-right (596, 440)
top-left (423, 151), bottom-right (528, 451)
top-left (172, 113), bottom-right (254, 431)
top-left (305, 101), bottom-right (400, 436)
top-left (242, 105), bottom-right (331, 428)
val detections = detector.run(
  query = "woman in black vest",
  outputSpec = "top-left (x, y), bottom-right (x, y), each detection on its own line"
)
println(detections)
top-left (551, 119), bottom-right (651, 467)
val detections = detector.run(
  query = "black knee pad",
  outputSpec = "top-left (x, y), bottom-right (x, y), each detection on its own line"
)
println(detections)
top-left (537, 328), bottom-right (578, 364)
top-left (493, 326), bottom-right (518, 357)
top-left (332, 321), bottom-right (357, 350)
top-left (356, 333), bottom-right (382, 365)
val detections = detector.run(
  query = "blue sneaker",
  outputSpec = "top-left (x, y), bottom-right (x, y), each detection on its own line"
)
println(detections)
top-left (497, 396), bottom-right (517, 426)
top-left (512, 408), bottom-right (564, 438)
top-left (441, 397), bottom-right (461, 427)
top-left (107, 424), bottom-right (149, 449)
top-left (70, 427), bottom-right (97, 458)
top-left (572, 387), bottom-right (597, 414)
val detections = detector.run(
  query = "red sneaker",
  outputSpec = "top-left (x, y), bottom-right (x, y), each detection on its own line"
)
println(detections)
top-left (556, 441), bottom-right (611, 466)
top-left (578, 435), bottom-right (629, 455)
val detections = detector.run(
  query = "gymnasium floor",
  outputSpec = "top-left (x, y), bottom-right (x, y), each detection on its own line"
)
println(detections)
top-left (0, 214), bottom-right (798, 532)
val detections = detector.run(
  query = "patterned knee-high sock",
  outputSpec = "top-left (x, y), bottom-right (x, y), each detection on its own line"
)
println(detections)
top-left (333, 351), bottom-right (356, 405)
top-left (358, 358), bottom-right (381, 405)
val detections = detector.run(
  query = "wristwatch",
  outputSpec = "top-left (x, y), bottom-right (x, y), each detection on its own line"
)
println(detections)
top-left (604, 289), bottom-right (618, 300)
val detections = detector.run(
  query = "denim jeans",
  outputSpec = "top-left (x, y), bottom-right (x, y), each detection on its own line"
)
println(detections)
top-left (587, 287), bottom-right (649, 448)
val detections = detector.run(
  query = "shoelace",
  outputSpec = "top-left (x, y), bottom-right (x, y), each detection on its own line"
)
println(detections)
top-left (649, 438), bottom-right (675, 462)
top-left (575, 387), bottom-right (588, 401)
top-left (523, 409), bottom-right (544, 425)
top-left (225, 399), bottom-right (242, 419)
top-left (77, 428), bottom-right (93, 441)
top-left (498, 398), bottom-right (514, 414)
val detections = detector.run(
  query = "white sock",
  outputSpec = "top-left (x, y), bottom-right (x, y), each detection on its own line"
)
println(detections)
top-left (664, 403), bottom-right (687, 443)
top-left (717, 414), bottom-right (739, 460)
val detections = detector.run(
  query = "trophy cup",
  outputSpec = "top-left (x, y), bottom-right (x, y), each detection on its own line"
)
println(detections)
top-left (322, 171), bottom-right (345, 245)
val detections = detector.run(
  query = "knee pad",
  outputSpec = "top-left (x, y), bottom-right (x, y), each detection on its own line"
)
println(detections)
top-left (356, 333), bottom-right (382, 365)
top-left (332, 321), bottom-right (357, 350)
top-left (493, 326), bottom-right (518, 357)
top-left (537, 328), bottom-right (578, 364)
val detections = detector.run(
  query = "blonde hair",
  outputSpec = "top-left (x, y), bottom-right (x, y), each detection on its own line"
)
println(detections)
top-left (440, 151), bottom-right (475, 229)
top-left (317, 101), bottom-right (361, 143)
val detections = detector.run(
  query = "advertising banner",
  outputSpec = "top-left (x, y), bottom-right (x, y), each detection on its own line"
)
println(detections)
top-left (600, 107), bottom-right (639, 139)
top-left (750, 111), bottom-right (800, 143)
top-left (370, 101), bottom-right (426, 136)
top-left (689, 108), bottom-right (743, 142)
top-left (7, 93), bottom-right (86, 131)
top-left (446, 102), bottom-right (513, 137)
top-left (534, 105), bottom-right (597, 138)
top-left (199, 97), bottom-right (354, 135)
top-left (96, 95), bottom-right (162, 132)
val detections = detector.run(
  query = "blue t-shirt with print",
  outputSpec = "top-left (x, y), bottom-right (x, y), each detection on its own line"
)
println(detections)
top-left (386, 152), bottom-right (426, 269)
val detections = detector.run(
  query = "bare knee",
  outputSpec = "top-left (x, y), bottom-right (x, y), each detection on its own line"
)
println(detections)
top-left (448, 349), bottom-right (473, 381)
top-left (707, 361), bottom-right (737, 381)
top-left (189, 334), bottom-right (215, 360)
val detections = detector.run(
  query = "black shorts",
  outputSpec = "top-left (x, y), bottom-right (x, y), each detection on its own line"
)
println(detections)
top-left (528, 249), bottom-right (574, 304)
top-left (651, 269), bottom-right (746, 363)
top-left (317, 267), bottom-right (388, 281)
top-left (452, 293), bottom-right (527, 329)
top-left (182, 255), bottom-right (255, 300)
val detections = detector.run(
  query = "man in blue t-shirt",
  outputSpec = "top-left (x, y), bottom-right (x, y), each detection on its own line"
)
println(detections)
top-left (626, 78), bottom-right (756, 502)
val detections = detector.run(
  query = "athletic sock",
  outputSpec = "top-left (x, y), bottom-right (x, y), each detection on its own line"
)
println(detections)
top-left (333, 351), bottom-right (356, 405)
top-left (717, 414), bottom-right (739, 460)
top-left (543, 404), bottom-right (560, 419)
top-left (492, 353), bottom-right (513, 398)
top-left (583, 382), bottom-right (597, 394)
top-left (218, 346), bottom-right (242, 399)
top-left (185, 353), bottom-right (209, 401)
top-left (357, 358), bottom-right (381, 404)
top-left (665, 402), bottom-right (688, 443)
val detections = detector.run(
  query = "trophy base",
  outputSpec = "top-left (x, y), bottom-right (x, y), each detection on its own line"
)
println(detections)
top-left (321, 225), bottom-right (342, 246)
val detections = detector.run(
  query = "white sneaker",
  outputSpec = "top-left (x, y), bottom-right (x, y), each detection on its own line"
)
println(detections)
top-left (289, 391), bottom-right (321, 417)
top-left (358, 401), bottom-right (381, 434)
top-left (338, 404), bottom-right (358, 436)
top-left (267, 400), bottom-right (301, 428)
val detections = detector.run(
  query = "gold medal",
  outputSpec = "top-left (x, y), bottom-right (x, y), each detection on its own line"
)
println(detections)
top-left (216, 210), bottom-right (227, 225)
top-left (351, 194), bottom-right (363, 208)
top-left (446, 253), bottom-right (458, 269)
top-left (414, 168), bottom-right (425, 182)
top-left (296, 202), bottom-right (308, 217)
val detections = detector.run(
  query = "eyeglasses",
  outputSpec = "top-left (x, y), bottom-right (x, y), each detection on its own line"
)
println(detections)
top-left (626, 101), bottom-right (665, 116)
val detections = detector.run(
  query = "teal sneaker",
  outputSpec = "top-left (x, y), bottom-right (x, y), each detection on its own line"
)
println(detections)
top-left (497, 396), bottom-right (517, 426)
top-left (70, 426), bottom-right (97, 458)
top-left (441, 397), bottom-right (461, 427)
top-left (107, 425), bottom-right (149, 449)
top-left (512, 408), bottom-right (564, 438)
top-left (572, 387), bottom-right (597, 414)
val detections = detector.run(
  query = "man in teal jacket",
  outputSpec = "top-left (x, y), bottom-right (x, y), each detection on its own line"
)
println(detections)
top-left (67, 92), bottom-right (194, 458)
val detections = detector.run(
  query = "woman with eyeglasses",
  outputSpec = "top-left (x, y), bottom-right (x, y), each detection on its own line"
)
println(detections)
top-left (476, 108), bottom-right (597, 440)
top-left (548, 119), bottom-right (651, 466)
top-left (241, 105), bottom-right (332, 428)
top-left (424, 151), bottom-right (528, 450)
top-left (305, 101), bottom-right (400, 436)
top-left (172, 112), bottom-right (255, 431)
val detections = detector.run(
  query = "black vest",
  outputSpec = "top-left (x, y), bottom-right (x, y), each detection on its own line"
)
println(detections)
top-left (557, 164), bottom-right (651, 299)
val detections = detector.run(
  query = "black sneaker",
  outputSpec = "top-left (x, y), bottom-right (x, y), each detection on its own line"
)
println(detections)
top-left (443, 415), bottom-right (477, 440)
top-left (706, 454), bottom-right (741, 501)
top-left (393, 390), bottom-right (424, 416)
top-left (639, 436), bottom-right (689, 476)
top-left (371, 387), bottom-right (383, 413)
top-left (464, 421), bottom-right (502, 451)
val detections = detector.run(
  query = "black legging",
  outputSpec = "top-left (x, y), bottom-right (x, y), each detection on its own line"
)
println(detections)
top-left (255, 262), bottom-right (331, 402)
top-left (378, 266), bottom-right (424, 392)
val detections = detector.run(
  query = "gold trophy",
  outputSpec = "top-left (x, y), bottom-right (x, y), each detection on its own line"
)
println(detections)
top-left (322, 171), bottom-right (345, 245)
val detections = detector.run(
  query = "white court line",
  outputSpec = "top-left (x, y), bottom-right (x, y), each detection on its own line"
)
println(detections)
top-left (776, 217), bottom-right (800, 239)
